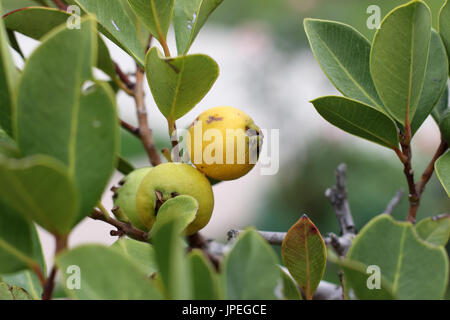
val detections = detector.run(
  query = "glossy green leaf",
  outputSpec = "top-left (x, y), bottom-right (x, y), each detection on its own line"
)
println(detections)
top-left (17, 19), bottom-right (119, 224)
top-left (311, 96), bottom-right (399, 149)
top-left (0, 282), bottom-right (12, 300)
top-left (440, 110), bottom-right (450, 143)
top-left (152, 216), bottom-right (192, 299)
top-left (436, 150), bottom-right (450, 196)
top-left (304, 18), bottom-right (384, 111)
top-left (189, 249), bottom-right (220, 300)
top-left (3, 6), bottom-right (116, 79)
top-left (56, 245), bottom-right (162, 300)
top-left (345, 215), bottom-right (448, 299)
top-left (0, 3), bottom-right (18, 137)
top-left (0, 155), bottom-right (79, 235)
top-left (117, 155), bottom-right (135, 175)
top-left (411, 30), bottom-right (448, 134)
top-left (0, 129), bottom-right (19, 158)
top-left (146, 47), bottom-right (219, 121)
top-left (1, 270), bottom-right (42, 300)
top-left (281, 215), bottom-right (326, 300)
top-left (0, 198), bottom-right (44, 274)
top-left (278, 267), bottom-right (302, 300)
top-left (111, 238), bottom-right (158, 276)
top-left (127, 0), bottom-right (174, 43)
top-left (440, 0), bottom-right (450, 70)
top-left (150, 195), bottom-right (198, 237)
top-left (416, 215), bottom-right (450, 246)
top-left (432, 85), bottom-right (448, 122)
top-left (174, 0), bottom-right (223, 54)
top-left (75, 0), bottom-right (145, 65)
top-left (10, 286), bottom-right (32, 300)
top-left (222, 228), bottom-right (280, 300)
top-left (371, 1), bottom-right (432, 125)
top-left (327, 249), bottom-right (396, 300)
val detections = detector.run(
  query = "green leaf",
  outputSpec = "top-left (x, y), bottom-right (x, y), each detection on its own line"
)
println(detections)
top-left (440, 0), bottom-right (450, 70)
top-left (0, 282), bottom-right (12, 300)
top-left (10, 286), bottom-right (32, 300)
top-left (17, 19), bottom-right (119, 224)
top-left (411, 30), bottom-right (449, 134)
top-left (311, 96), bottom-right (399, 149)
top-left (304, 18), bottom-right (384, 111)
top-left (117, 155), bottom-right (135, 175)
top-left (0, 155), bottom-right (79, 235)
top-left (1, 270), bottom-right (43, 300)
top-left (416, 215), bottom-right (450, 246)
top-left (432, 85), bottom-right (448, 122)
top-left (281, 215), bottom-right (326, 300)
top-left (440, 110), bottom-right (450, 143)
top-left (345, 215), bottom-right (448, 299)
top-left (127, 0), bottom-right (174, 44)
top-left (370, 1), bottom-right (432, 125)
top-left (188, 249), bottom-right (220, 300)
top-left (150, 195), bottom-right (198, 237)
top-left (0, 3), bottom-right (19, 137)
top-left (56, 245), bottom-right (162, 300)
top-left (0, 198), bottom-right (44, 274)
top-left (152, 216), bottom-right (192, 299)
top-left (327, 249), bottom-right (396, 300)
top-left (111, 238), bottom-right (158, 276)
top-left (3, 7), bottom-right (116, 79)
top-left (436, 150), bottom-right (450, 196)
top-left (0, 129), bottom-right (19, 158)
top-left (278, 267), bottom-right (302, 300)
top-left (75, 0), bottom-right (145, 65)
top-left (222, 228), bottom-right (280, 300)
top-left (145, 47), bottom-right (219, 121)
top-left (174, 0), bottom-right (223, 55)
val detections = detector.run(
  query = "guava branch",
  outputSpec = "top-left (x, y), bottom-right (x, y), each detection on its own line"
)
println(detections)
top-left (51, 0), bottom-right (68, 10)
top-left (384, 189), bottom-right (405, 215)
top-left (90, 208), bottom-right (149, 242)
top-left (325, 163), bottom-right (356, 235)
top-left (416, 139), bottom-right (448, 195)
top-left (134, 63), bottom-right (162, 167)
top-left (42, 234), bottom-right (68, 300)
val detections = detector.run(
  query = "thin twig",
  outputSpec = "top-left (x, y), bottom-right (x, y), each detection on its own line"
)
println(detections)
top-left (52, 0), bottom-right (67, 10)
top-left (416, 139), bottom-right (448, 195)
top-left (187, 233), bottom-right (221, 271)
top-left (90, 208), bottom-right (149, 242)
top-left (134, 63), bottom-right (162, 166)
top-left (120, 119), bottom-right (140, 136)
top-left (42, 234), bottom-right (68, 300)
top-left (227, 229), bottom-right (285, 245)
top-left (384, 189), bottom-right (404, 215)
top-left (325, 164), bottom-right (356, 235)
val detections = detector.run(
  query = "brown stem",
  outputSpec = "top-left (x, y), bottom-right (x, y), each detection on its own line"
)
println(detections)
top-left (52, 0), bottom-right (67, 10)
top-left (90, 208), bottom-right (149, 242)
top-left (134, 64), bottom-right (162, 166)
top-left (120, 119), bottom-right (139, 136)
top-left (416, 139), bottom-right (448, 195)
top-left (188, 233), bottom-right (221, 271)
top-left (42, 234), bottom-right (68, 300)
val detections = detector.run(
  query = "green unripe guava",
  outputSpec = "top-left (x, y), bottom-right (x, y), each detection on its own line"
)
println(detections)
top-left (136, 162), bottom-right (214, 235)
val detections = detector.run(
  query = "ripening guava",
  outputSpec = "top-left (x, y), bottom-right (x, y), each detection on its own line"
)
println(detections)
top-left (187, 106), bottom-right (263, 181)
top-left (135, 162), bottom-right (214, 235)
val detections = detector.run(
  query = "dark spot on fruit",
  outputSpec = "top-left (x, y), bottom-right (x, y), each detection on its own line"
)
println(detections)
top-left (206, 115), bottom-right (223, 124)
